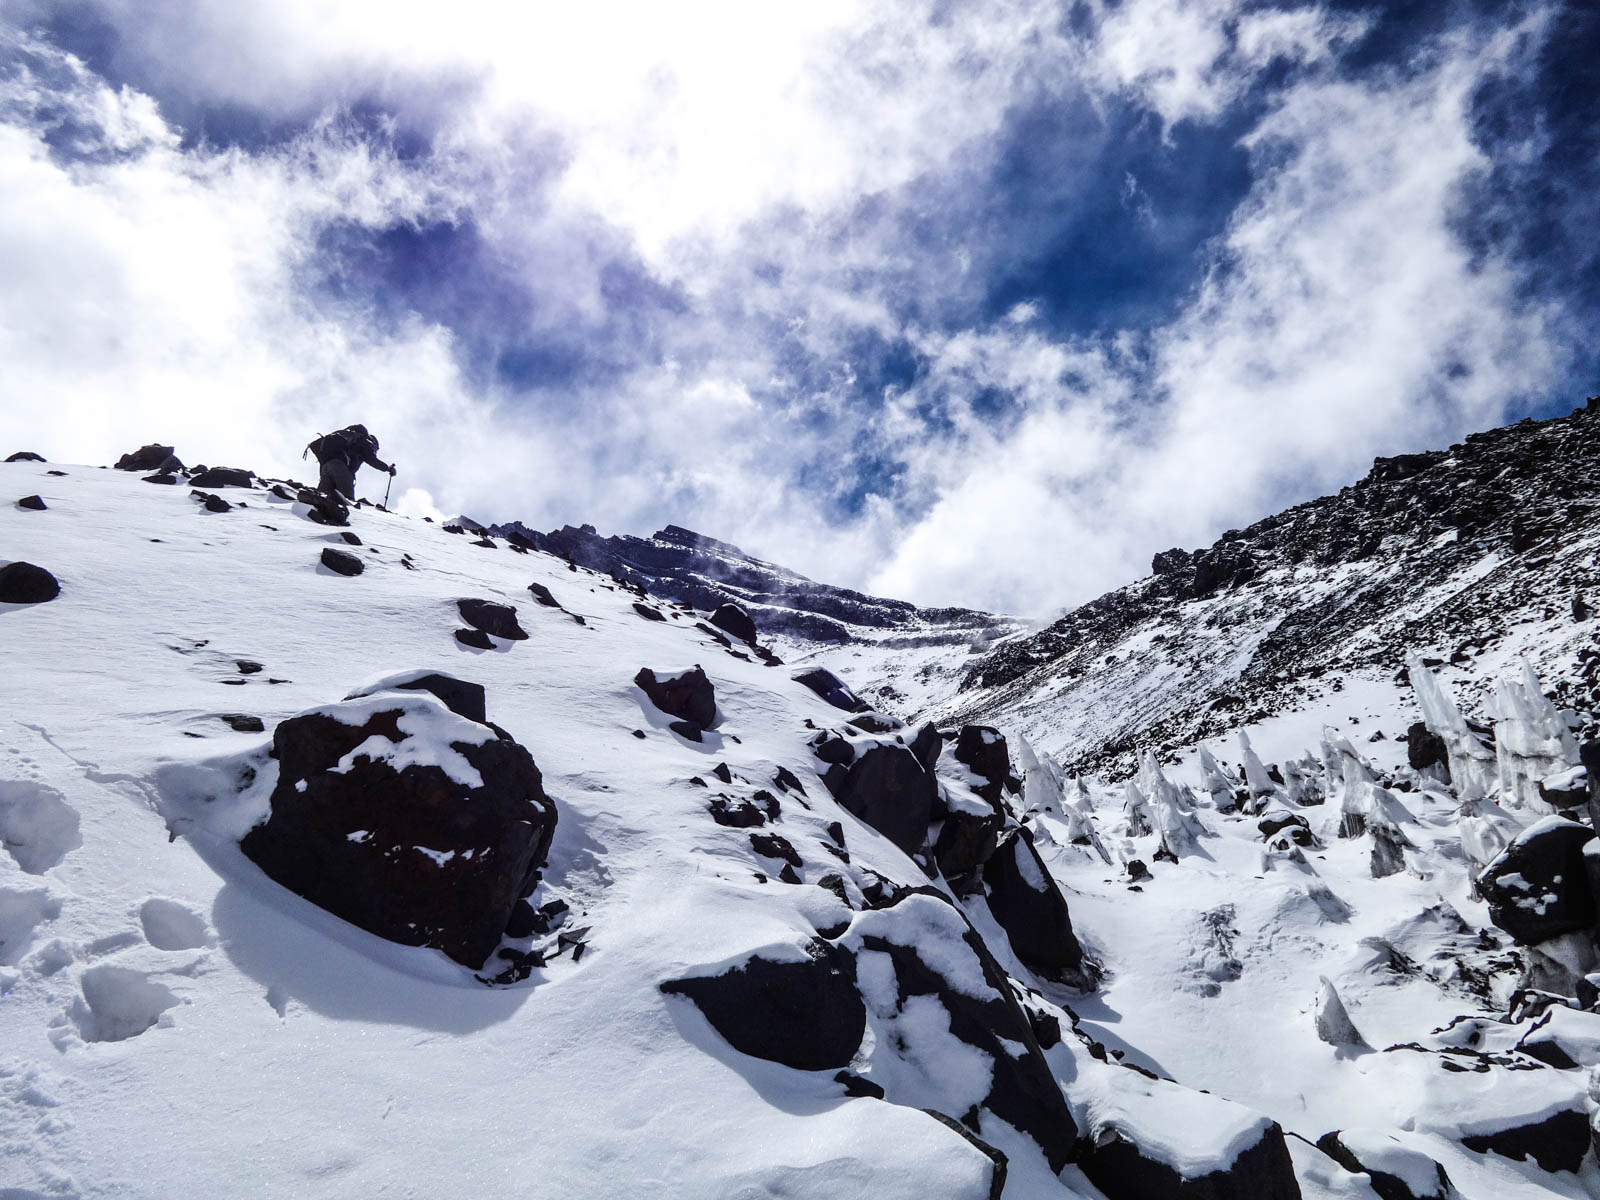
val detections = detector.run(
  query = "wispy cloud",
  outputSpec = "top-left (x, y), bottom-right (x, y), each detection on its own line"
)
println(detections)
top-left (0, 2), bottom-right (1591, 616)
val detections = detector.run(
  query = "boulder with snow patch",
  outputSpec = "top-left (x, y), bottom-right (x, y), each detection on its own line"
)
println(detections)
top-left (634, 666), bottom-right (718, 730)
top-left (1075, 1073), bottom-right (1301, 1200)
top-left (1405, 723), bottom-right (1448, 774)
top-left (114, 444), bottom-right (182, 472)
top-left (1259, 811), bottom-right (1313, 848)
top-left (846, 887), bottom-right (1080, 1173)
top-left (983, 825), bottom-right (1084, 976)
top-left (660, 938), bottom-right (864, 1071)
top-left (792, 666), bottom-right (870, 713)
top-left (5, 451), bottom-right (45, 462)
top-left (1314, 1131), bottom-right (1451, 1200)
top-left (456, 599), bottom-right (528, 641)
top-left (1477, 816), bottom-right (1596, 946)
top-left (187, 466), bottom-right (254, 488)
top-left (1459, 1104), bottom-right (1590, 1174)
top-left (932, 786), bottom-right (1006, 894)
top-left (833, 744), bottom-right (938, 860)
top-left (953, 726), bottom-right (1016, 804)
top-left (345, 670), bottom-right (488, 726)
top-left (320, 547), bottom-right (364, 576)
top-left (240, 691), bottom-right (557, 969)
top-left (0, 561), bottom-right (60, 604)
top-left (709, 602), bottom-right (757, 645)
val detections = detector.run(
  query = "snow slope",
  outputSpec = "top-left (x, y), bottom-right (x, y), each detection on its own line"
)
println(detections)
top-left (3, 451), bottom-right (1598, 1199)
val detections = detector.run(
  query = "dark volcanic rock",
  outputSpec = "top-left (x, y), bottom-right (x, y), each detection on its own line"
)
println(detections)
top-left (635, 666), bottom-right (717, 729)
top-left (953, 726), bottom-right (1014, 803)
top-left (661, 938), bottom-right (864, 1071)
top-left (220, 714), bottom-right (265, 733)
top-left (187, 466), bottom-right (253, 488)
top-left (5, 451), bottom-right (45, 463)
top-left (633, 602), bottom-right (666, 622)
top-left (194, 491), bottom-right (232, 513)
top-left (983, 826), bottom-right (1083, 975)
top-left (709, 602), bottom-right (758, 644)
top-left (143, 472), bottom-right (179, 485)
top-left (834, 745), bottom-right (937, 859)
top-left (792, 667), bottom-right (870, 713)
top-left (240, 694), bottom-right (558, 968)
top-left (457, 599), bottom-right (528, 641)
top-left (1079, 1115), bottom-right (1301, 1200)
top-left (115, 444), bottom-right (182, 472)
top-left (16, 494), bottom-right (45, 511)
top-left (346, 671), bottom-right (488, 726)
top-left (527, 582), bottom-right (561, 607)
top-left (1478, 817), bottom-right (1595, 945)
top-left (1460, 1106), bottom-right (1590, 1173)
top-left (855, 888), bottom-right (1080, 1173)
top-left (0, 561), bottom-right (60, 604)
top-left (455, 628), bottom-right (493, 650)
top-left (932, 790), bottom-right (1005, 894)
top-left (320, 548), bottom-right (364, 576)
top-left (709, 793), bottom-right (778, 828)
top-left (1405, 722), bottom-right (1449, 774)
top-left (1315, 1131), bottom-right (1451, 1200)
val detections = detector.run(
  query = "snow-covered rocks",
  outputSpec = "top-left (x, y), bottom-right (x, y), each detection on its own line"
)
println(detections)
top-left (1314, 1130), bottom-right (1452, 1200)
top-left (240, 690), bottom-right (558, 969)
top-left (832, 744), bottom-right (938, 861)
top-left (634, 665), bottom-right (719, 737)
top-left (661, 937), bottom-right (865, 1071)
top-left (982, 826), bottom-right (1085, 978)
top-left (709, 602), bottom-right (757, 645)
top-left (1478, 816), bottom-right (1596, 946)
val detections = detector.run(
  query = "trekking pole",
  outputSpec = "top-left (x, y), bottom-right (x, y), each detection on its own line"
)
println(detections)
top-left (383, 467), bottom-right (394, 510)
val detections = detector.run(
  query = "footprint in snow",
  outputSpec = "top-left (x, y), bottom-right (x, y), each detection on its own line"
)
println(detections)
top-left (138, 897), bottom-right (212, 951)
top-left (0, 779), bottom-right (82, 875)
top-left (62, 964), bottom-right (183, 1044)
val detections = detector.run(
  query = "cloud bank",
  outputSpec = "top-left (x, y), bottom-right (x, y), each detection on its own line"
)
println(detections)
top-left (1, 0), bottom-right (1595, 615)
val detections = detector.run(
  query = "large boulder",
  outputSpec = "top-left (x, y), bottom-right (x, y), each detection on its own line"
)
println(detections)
top-left (932, 789), bottom-right (1006, 894)
top-left (1314, 1131), bottom-right (1451, 1200)
top-left (457, 598), bottom-right (528, 641)
top-left (983, 826), bottom-right (1084, 975)
top-left (345, 670), bottom-right (488, 726)
top-left (1076, 1069), bottom-right (1300, 1200)
top-left (1478, 816), bottom-right (1595, 945)
top-left (634, 666), bottom-right (717, 730)
top-left (709, 602), bottom-right (758, 645)
top-left (834, 744), bottom-right (937, 860)
top-left (240, 692), bottom-right (557, 969)
top-left (5, 451), bottom-right (45, 463)
top-left (1405, 722), bottom-right (1448, 774)
top-left (661, 938), bottom-right (864, 1071)
top-left (114, 444), bottom-right (182, 472)
top-left (792, 667), bottom-right (870, 713)
top-left (953, 726), bottom-right (1014, 804)
top-left (1459, 1105), bottom-right (1590, 1174)
top-left (0, 561), bottom-right (60, 604)
top-left (848, 888), bottom-right (1080, 1173)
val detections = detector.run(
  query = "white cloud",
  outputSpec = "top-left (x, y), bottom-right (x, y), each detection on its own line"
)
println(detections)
top-left (0, 5), bottom-right (1581, 620)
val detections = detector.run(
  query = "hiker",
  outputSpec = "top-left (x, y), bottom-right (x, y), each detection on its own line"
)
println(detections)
top-left (305, 424), bottom-right (395, 501)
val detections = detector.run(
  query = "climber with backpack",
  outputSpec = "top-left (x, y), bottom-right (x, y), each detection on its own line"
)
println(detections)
top-left (302, 424), bottom-right (396, 525)
top-left (305, 424), bottom-right (395, 499)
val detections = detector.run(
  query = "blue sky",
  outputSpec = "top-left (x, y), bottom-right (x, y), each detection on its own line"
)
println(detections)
top-left (2, 0), bottom-right (1595, 614)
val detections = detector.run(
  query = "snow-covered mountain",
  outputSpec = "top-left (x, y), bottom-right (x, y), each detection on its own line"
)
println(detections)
top-left (910, 396), bottom-right (1600, 780)
top-left (3, 413), bottom-right (1599, 1199)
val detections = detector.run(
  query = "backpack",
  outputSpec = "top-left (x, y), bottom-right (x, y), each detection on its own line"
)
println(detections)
top-left (304, 427), bottom-right (363, 465)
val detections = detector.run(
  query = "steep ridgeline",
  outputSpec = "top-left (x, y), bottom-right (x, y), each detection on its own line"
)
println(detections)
top-left (488, 518), bottom-right (1021, 649)
top-left (943, 397), bottom-right (1600, 777)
